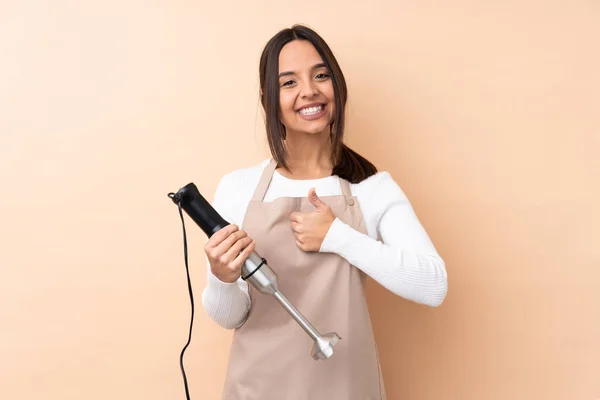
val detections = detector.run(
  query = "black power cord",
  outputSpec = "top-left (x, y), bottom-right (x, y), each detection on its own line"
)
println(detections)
top-left (168, 192), bottom-right (194, 400)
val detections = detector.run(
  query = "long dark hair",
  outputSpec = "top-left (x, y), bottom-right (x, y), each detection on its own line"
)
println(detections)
top-left (259, 24), bottom-right (377, 184)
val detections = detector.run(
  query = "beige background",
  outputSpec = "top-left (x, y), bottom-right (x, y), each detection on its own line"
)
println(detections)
top-left (1, 1), bottom-right (599, 399)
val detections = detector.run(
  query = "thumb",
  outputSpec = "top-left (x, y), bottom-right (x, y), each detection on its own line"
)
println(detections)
top-left (308, 188), bottom-right (326, 210)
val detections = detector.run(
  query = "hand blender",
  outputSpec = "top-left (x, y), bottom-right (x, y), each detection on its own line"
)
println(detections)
top-left (168, 182), bottom-right (341, 360)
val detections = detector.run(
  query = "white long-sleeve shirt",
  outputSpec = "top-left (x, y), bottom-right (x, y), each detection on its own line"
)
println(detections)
top-left (201, 158), bottom-right (448, 329)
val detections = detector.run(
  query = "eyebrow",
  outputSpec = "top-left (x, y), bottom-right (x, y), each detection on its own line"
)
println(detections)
top-left (278, 63), bottom-right (327, 78)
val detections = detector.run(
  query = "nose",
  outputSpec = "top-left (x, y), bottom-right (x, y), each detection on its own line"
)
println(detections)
top-left (299, 78), bottom-right (318, 98)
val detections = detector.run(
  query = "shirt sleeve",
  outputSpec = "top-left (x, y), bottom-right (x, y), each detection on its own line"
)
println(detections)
top-left (200, 174), bottom-right (251, 329)
top-left (319, 172), bottom-right (448, 307)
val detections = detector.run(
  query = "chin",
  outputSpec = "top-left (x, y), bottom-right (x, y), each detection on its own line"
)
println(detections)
top-left (295, 118), bottom-right (333, 135)
top-left (296, 125), bottom-right (330, 136)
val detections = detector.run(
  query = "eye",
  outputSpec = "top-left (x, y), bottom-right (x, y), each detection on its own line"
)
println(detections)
top-left (316, 73), bottom-right (330, 80)
top-left (281, 80), bottom-right (295, 87)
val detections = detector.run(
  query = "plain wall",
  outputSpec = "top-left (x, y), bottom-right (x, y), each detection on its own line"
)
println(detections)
top-left (1, 1), bottom-right (599, 399)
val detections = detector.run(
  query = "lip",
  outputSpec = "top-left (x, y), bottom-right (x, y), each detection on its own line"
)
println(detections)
top-left (296, 103), bottom-right (327, 121)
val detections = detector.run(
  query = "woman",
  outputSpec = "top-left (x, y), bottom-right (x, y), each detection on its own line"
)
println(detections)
top-left (202, 24), bottom-right (448, 400)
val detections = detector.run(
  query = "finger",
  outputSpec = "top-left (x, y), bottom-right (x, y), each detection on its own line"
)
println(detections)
top-left (290, 212), bottom-right (303, 222)
top-left (232, 239), bottom-right (256, 269)
top-left (237, 239), bottom-right (255, 260)
top-left (214, 229), bottom-right (247, 256)
top-left (223, 236), bottom-right (253, 262)
top-left (309, 188), bottom-right (324, 208)
top-left (207, 224), bottom-right (238, 248)
top-left (290, 221), bottom-right (301, 233)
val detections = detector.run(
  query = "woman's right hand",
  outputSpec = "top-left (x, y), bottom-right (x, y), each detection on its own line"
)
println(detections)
top-left (204, 224), bottom-right (255, 283)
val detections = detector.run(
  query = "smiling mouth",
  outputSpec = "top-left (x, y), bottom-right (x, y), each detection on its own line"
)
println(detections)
top-left (297, 104), bottom-right (325, 116)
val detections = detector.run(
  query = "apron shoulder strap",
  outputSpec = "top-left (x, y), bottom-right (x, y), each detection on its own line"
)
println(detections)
top-left (251, 158), bottom-right (277, 202)
top-left (338, 176), bottom-right (356, 206)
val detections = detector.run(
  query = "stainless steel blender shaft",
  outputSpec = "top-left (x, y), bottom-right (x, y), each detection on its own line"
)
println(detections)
top-left (242, 251), bottom-right (341, 360)
top-left (272, 291), bottom-right (319, 341)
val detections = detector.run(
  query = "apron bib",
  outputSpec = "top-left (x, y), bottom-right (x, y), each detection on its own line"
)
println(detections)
top-left (221, 158), bottom-right (386, 400)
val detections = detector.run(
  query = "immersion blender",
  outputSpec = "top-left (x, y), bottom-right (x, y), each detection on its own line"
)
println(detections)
top-left (168, 182), bottom-right (341, 360)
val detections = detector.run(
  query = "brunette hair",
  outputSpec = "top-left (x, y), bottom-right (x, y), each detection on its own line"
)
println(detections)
top-left (259, 24), bottom-right (377, 184)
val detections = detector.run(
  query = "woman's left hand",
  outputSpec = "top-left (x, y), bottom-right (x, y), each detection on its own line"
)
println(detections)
top-left (290, 188), bottom-right (336, 252)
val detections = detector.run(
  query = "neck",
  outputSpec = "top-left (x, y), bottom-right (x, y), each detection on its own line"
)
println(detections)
top-left (278, 129), bottom-right (333, 179)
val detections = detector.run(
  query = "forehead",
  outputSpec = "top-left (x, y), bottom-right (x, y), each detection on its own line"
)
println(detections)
top-left (278, 40), bottom-right (324, 72)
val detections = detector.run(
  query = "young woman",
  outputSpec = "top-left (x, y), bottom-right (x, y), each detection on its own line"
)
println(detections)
top-left (202, 24), bottom-right (448, 400)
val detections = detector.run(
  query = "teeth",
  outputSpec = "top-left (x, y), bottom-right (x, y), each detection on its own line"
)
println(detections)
top-left (299, 105), bottom-right (323, 115)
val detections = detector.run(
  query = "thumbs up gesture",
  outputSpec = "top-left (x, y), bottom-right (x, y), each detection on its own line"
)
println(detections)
top-left (289, 188), bottom-right (336, 252)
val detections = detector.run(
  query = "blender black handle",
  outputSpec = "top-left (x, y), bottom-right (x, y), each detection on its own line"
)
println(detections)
top-left (169, 182), bottom-right (229, 237)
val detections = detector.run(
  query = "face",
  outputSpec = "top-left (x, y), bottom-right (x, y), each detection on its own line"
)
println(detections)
top-left (277, 40), bottom-right (335, 137)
